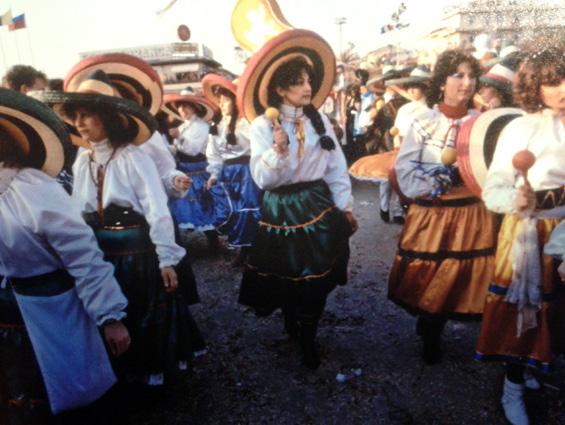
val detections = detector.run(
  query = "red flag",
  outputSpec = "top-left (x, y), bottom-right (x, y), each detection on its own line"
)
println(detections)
top-left (8, 14), bottom-right (25, 31)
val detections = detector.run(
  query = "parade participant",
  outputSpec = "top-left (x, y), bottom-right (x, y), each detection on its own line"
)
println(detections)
top-left (202, 74), bottom-right (261, 264)
top-left (165, 91), bottom-right (223, 252)
top-left (389, 50), bottom-right (497, 364)
top-left (63, 53), bottom-right (192, 199)
top-left (0, 88), bottom-right (129, 423)
top-left (237, 29), bottom-right (357, 369)
top-left (4, 64), bottom-right (47, 93)
top-left (42, 70), bottom-right (199, 387)
top-left (475, 48), bottom-right (564, 425)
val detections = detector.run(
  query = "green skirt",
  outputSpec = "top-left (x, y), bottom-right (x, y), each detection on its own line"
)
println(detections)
top-left (239, 179), bottom-right (351, 317)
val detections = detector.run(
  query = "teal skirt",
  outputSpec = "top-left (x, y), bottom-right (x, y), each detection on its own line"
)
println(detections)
top-left (239, 180), bottom-right (351, 317)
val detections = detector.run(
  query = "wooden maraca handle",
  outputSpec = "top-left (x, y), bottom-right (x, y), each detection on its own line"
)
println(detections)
top-left (512, 149), bottom-right (536, 184)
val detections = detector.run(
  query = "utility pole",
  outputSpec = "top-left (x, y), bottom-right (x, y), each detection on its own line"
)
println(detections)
top-left (335, 17), bottom-right (347, 58)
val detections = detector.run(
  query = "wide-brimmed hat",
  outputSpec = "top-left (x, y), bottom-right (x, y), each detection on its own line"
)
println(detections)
top-left (479, 52), bottom-right (524, 96)
top-left (163, 90), bottom-right (217, 122)
top-left (202, 74), bottom-right (237, 107)
top-left (385, 65), bottom-right (431, 87)
top-left (456, 107), bottom-right (525, 196)
top-left (237, 29), bottom-right (336, 122)
top-left (0, 88), bottom-right (71, 177)
top-left (35, 70), bottom-right (156, 147)
top-left (64, 53), bottom-right (164, 116)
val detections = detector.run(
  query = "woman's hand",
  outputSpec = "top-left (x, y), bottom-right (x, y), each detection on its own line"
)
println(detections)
top-left (272, 120), bottom-right (289, 156)
top-left (173, 175), bottom-right (191, 192)
top-left (169, 128), bottom-right (180, 139)
top-left (206, 176), bottom-right (217, 190)
top-left (344, 211), bottom-right (359, 234)
top-left (103, 321), bottom-right (130, 357)
top-left (161, 266), bottom-right (178, 293)
top-left (513, 182), bottom-right (535, 213)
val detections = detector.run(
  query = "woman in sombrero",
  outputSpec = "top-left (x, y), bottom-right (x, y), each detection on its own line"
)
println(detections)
top-left (474, 48), bottom-right (564, 425)
top-left (237, 30), bottom-right (358, 370)
top-left (165, 91), bottom-right (224, 252)
top-left (0, 88), bottom-right (129, 423)
top-left (388, 50), bottom-right (497, 364)
top-left (201, 74), bottom-right (262, 265)
top-left (41, 70), bottom-right (198, 387)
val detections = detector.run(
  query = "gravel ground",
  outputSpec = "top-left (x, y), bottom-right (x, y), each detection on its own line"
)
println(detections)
top-left (129, 180), bottom-right (565, 425)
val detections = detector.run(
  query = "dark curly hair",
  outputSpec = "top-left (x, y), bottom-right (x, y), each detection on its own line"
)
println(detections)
top-left (513, 48), bottom-right (565, 113)
top-left (4, 65), bottom-right (46, 92)
top-left (426, 50), bottom-right (480, 108)
top-left (216, 87), bottom-right (239, 145)
top-left (62, 104), bottom-right (136, 148)
top-left (0, 127), bottom-right (27, 168)
top-left (266, 57), bottom-right (335, 151)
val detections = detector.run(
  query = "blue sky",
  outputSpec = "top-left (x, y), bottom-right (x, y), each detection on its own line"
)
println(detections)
top-left (0, 0), bottom-right (454, 79)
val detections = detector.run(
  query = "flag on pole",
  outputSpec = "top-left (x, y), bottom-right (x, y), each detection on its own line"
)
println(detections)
top-left (8, 14), bottom-right (26, 31)
top-left (0, 9), bottom-right (12, 26)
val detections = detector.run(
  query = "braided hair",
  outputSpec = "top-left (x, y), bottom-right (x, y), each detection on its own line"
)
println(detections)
top-left (266, 57), bottom-right (335, 151)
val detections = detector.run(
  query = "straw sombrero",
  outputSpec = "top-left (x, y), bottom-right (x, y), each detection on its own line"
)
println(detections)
top-left (64, 53), bottom-right (164, 116)
top-left (237, 29), bottom-right (336, 122)
top-left (36, 70), bottom-right (156, 147)
top-left (479, 52), bottom-right (524, 96)
top-left (0, 88), bottom-right (71, 177)
top-left (385, 65), bottom-right (431, 87)
top-left (202, 74), bottom-right (237, 107)
top-left (163, 91), bottom-right (217, 122)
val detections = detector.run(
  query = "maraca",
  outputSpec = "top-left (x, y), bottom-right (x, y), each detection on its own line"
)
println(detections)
top-left (375, 99), bottom-right (385, 109)
top-left (512, 149), bottom-right (536, 184)
top-left (389, 127), bottom-right (400, 137)
top-left (265, 107), bottom-right (280, 124)
top-left (441, 146), bottom-right (457, 166)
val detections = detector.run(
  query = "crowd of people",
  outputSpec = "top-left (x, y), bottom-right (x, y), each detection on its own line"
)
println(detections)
top-left (0, 28), bottom-right (563, 425)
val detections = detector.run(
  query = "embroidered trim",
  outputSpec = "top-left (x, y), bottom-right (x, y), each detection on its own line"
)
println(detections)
top-left (258, 206), bottom-right (335, 230)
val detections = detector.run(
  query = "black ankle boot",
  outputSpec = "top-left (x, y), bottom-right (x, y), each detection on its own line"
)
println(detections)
top-left (419, 317), bottom-right (445, 365)
top-left (299, 321), bottom-right (321, 370)
top-left (282, 307), bottom-right (298, 340)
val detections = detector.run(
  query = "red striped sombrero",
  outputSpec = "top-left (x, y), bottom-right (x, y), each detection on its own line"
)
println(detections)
top-left (0, 88), bottom-right (71, 177)
top-left (163, 92), bottom-right (217, 122)
top-left (202, 74), bottom-right (237, 107)
top-left (36, 70), bottom-right (156, 147)
top-left (456, 107), bottom-right (525, 196)
top-left (64, 53), bottom-right (164, 116)
top-left (237, 29), bottom-right (336, 122)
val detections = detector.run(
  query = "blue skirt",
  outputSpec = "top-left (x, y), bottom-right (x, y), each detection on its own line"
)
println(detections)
top-left (170, 160), bottom-right (216, 232)
top-left (210, 159), bottom-right (262, 247)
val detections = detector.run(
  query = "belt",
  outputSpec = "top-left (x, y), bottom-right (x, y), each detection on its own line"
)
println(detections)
top-left (9, 269), bottom-right (74, 297)
top-left (177, 152), bottom-right (206, 163)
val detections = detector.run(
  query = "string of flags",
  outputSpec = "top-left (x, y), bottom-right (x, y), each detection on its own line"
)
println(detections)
top-left (0, 10), bottom-right (27, 31)
top-left (380, 2), bottom-right (408, 34)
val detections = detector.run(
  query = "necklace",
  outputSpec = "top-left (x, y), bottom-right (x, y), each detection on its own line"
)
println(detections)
top-left (88, 147), bottom-right (117, 221)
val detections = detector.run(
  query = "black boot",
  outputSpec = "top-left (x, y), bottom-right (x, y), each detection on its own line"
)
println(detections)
top-left (282, 306), bottom-right (299, 340)
top-left (419, 316), bottom-right (446, 365)
top-left (205, 230), bottom-right (223, 255)
top-left (299, 320), bottom-right (321, 370)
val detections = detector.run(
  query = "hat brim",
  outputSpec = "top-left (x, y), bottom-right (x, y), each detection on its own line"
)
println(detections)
top-left (385, 76), bottom-right (430, 87)
top-left (64, 53), bottom-right (164, 116)
top-left (202, 74), bottom-right (237, 107)
top-left (163, 94), bottom-right (217, 123)
top-left (457, 107), bottom-right (524, 196)
top-left (35, 91), bottom-right (156, 147)
top-left (479, 76), bottom-right (512, 95)
top-left (0, 88), bottom-right (71, 177)
top-left (237, 29), bottom-right (336, 122)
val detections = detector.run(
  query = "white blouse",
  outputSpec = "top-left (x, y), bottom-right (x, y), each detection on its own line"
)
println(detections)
top-left (482, 109), bottom-right (565, 214)
top-left (394, 99), bottom-right (429, 137)
top-left (206, 117), bottom-right (252, 179)
top-left (0, 166), bottom-right (127, 326)
top-left (249, 104), bottom-right (353, 211)
top-left (395, 105), bottom-right (478, 199)
top-left (173, 116), bottom-right (210, 157)
top-left (139, 131), bottom-right (187, 198)
top-left (72, 140), bottom-right (185, 268)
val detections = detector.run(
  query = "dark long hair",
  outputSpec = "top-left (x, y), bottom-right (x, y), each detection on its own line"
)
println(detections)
top-left (266, 57), bottom-right (335, 151)
top-left (0, 127), bottom-right (26, 168)
top-left (514, 48), bottom-right (565, 113)
top-left (217, 87), bottom-right (239, 145)
top-left (62, 104), bottom-right (135, 148)
top-left (426, 50), bottom-right (480, 109)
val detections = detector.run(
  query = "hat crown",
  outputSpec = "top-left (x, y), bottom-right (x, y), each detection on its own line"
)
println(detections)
top-left (76, 70), bottom-right (118, 97)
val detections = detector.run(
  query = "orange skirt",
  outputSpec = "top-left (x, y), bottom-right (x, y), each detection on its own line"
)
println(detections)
top-left (475, 215), bottom-right (564, 372)
top-left (349, 150), bottom-right (397, 182)
top-left (388, 186), bottom-right (496, 318)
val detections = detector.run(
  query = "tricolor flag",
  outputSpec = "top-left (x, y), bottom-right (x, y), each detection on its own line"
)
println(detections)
top-left (0, 9), bottom-right (12, 26)
top-left (9, 14), bottom-right (26, 31)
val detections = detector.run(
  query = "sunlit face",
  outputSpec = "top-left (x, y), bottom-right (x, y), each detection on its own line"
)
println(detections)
top-left (219, 94), bottom-right (234, 117)
top-left (442, 62), bottom-right (477, 107)
top-left (177, 102), bottom-right (195, 120)
top-left (276, 70), bottom-right (312, 107)
top-left (407, 86), bottom-right (425, 101)
top-left (540, 79), bottom-right (565, 115)
top-left (479, 85), bottom-right (502, 109)
top-left (71, 108), bottom-right (107, 142)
